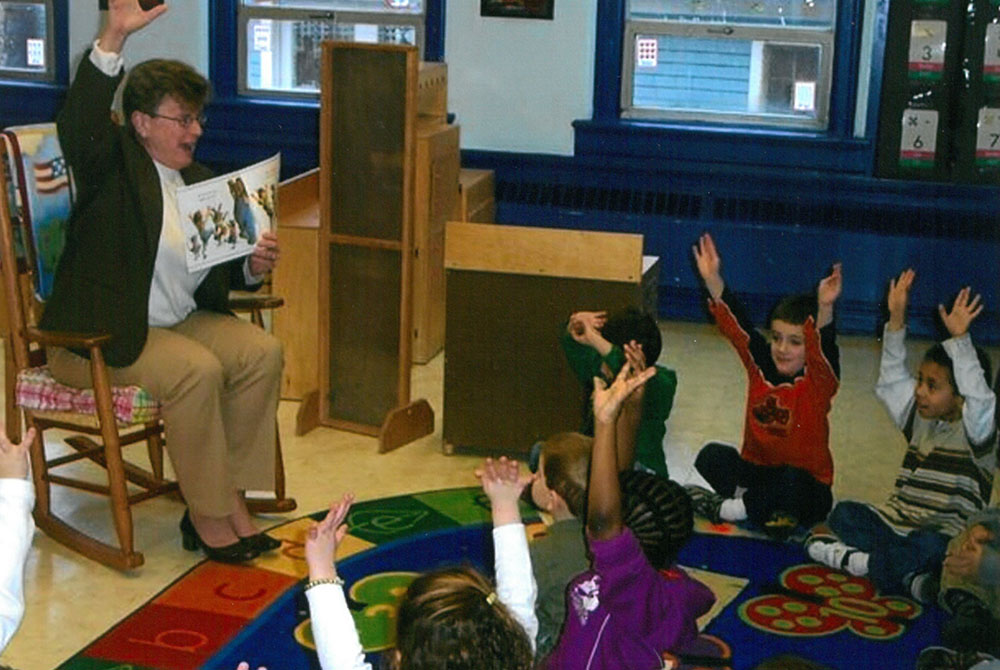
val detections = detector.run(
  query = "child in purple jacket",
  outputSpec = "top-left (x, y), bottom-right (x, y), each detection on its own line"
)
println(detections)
top-left (543, 353), bottom-right (715, 669)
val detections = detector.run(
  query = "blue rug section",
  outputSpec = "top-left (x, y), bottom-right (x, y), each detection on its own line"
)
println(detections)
top-left (208, 526), bottom-right (943, 670)
top-left (207, 525), bottom-right (493, 670)
top-left (680, 533), bottom-right (944, 670)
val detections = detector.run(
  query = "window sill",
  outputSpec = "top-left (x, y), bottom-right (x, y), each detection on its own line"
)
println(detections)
top-left (572, 118), bottom-right (872, 176)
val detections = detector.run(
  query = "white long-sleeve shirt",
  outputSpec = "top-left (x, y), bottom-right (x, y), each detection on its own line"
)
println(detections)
top-left (0, 478), bottom-right (35, 652)
top-left (305, 522), bottom-right (538, 670)
top-left (875, 327), bottom-right (996, 446)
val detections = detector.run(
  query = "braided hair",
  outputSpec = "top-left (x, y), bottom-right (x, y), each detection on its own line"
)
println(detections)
top-left (619, 471), bottom-right (693, 569)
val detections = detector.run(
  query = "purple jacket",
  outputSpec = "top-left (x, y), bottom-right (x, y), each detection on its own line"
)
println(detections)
top-left (545, 528), bottom-right (715, 670)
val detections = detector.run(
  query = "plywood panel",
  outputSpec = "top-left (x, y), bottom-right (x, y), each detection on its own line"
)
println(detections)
top-left (412, 122), bottom-right (459, 363)
top-left (445, 222), bottom-right (643, 282)
top-left (328, 47), bottom-right (409, 241)
top-left (319, 43), bottom-right (418, 433)
top-left (326, 244), bottom-right (402, 428)
top-left (444, 264), bottom-right (659, 456)
top-left (272, 225), bottom-right (318, 399)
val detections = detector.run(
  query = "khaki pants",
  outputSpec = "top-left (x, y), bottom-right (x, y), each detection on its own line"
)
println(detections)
top-left (48, 311), bottom-right (283, 517)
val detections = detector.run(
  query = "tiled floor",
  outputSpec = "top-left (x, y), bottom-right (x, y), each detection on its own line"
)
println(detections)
top-left (2, 320), bottom-right (995, 669)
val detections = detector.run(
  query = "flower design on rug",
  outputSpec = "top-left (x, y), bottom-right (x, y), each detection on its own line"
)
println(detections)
top-left (739, 564), bottom-right (922, 640)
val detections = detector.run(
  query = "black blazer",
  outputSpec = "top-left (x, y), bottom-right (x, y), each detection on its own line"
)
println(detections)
top-left (41, 53), bottom-right (251, 367)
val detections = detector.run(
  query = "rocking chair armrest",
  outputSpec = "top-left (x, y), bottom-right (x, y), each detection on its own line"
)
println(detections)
top-left (24, 326), bottom-right (113, 349)
top-left (228, 293), bottom-right (285, 312)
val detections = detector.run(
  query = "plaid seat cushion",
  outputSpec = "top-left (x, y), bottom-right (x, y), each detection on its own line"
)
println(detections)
top-left (15, 365), bottom-right (160, 425)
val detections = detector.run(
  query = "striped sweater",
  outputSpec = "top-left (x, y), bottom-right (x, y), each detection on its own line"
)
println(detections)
top-left (873, 327), bottom-right (997, 537)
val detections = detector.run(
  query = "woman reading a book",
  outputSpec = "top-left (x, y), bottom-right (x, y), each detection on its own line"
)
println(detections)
top-left (42, 0), bottom-right (284, 563)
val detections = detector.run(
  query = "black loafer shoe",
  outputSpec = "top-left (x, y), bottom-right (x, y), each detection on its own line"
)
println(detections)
top-left (240, 532), bottom-right (282, 554)
top-left (180, 510), bottom-right (260, 563)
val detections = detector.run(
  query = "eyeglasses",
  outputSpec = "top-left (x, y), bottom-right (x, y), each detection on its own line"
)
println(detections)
top-left (148, 112), bottom-right (206, 129)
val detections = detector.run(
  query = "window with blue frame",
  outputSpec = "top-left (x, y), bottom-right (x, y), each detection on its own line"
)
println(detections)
top-left (238, 0), bottom-right (425, 96)
top-left (0, 0), bottom-right (55, 81)
top-left (623, 0), bottom-right (837, 129)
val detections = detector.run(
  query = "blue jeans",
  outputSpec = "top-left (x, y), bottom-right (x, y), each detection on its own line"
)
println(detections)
top-left (828, 500), bottom-right (950, 594)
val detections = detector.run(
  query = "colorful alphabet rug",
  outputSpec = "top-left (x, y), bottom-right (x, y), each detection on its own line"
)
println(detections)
top-left (56, 488), bottom-right (943, 670)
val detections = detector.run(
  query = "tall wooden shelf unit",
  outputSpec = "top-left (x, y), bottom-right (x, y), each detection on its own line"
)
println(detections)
top-left (316, 42), bottom-right (433, 449)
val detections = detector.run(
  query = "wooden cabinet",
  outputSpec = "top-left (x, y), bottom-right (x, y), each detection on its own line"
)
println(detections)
top-left (443, 222), bottom-right (659, 457)
top-left (272, 169), bottom-right (319, 400)
top-left (412, 120), bottom-right (459, 364)
top-left (453, 168), bottom-right (495, 223)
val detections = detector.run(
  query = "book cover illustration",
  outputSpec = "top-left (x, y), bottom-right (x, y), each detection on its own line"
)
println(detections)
top-left (177, 153), bottom-right (279, 272)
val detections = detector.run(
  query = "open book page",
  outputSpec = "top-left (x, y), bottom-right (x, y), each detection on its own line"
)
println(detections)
top-left (177, 153), bottom-right (280, 273)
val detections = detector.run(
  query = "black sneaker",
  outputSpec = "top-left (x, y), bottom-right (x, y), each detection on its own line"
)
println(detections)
top-left (916, 646), bottom-right (994, 670)
top-left (684, 485), bottom-right (724, 524)
top-left (903, 571), bottom-right (940, 605)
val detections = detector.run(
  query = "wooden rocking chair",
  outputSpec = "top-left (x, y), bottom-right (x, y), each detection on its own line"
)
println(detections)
top-left (0, 123), bottom-right (294, 570)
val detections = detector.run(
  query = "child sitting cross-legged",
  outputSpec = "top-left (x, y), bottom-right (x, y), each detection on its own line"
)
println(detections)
top-left (807, 270), bottom-right (996, 604)
top-left (561, 306), bottom-right (677, 477)
top-left (542, 358), bottom-right (714, 669)
top-left (686, 233), bottom-right (842, 540)
top-left (301, 456), bottom-right (538, 670)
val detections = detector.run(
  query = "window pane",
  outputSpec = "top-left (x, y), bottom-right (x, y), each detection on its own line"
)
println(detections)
top-left (242, 0), bottom-right (422, 13)
top-left (630, 33), bottom-right (823, 120)
top-left (629, 0), bottom-right (835, 29)
top-left (0, 1), bottom-right (47, 74)
top-left (246, 17), bottom-right (418, 93)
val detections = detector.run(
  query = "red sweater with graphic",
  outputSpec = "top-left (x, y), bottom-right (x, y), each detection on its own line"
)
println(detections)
top-left (709, 297), bottom-right (838, 486)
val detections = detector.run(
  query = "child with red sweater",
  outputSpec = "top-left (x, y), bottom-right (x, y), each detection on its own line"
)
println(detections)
top-left (687, 233), bottom-right (841, 539)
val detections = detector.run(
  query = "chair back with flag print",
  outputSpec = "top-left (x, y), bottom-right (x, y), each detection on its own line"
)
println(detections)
top-left (1, 123), bottom-right (73, 305)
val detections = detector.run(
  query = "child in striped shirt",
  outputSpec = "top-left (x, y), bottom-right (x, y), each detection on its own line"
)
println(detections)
top-left (807, 270), bottom-right (996, 599)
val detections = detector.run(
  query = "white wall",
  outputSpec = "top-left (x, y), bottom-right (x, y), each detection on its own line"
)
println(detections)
top-left (68, 1), bottom-right (209, 75)
top-left (444, 1), bottom-right (598, 156)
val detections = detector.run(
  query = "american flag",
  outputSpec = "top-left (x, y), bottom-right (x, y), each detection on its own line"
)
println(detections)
top-left (33, 156), bottom-right (68, 194)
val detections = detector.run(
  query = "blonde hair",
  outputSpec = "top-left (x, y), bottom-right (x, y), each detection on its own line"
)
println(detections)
top-left (393, 565), bottom-right (533, 670)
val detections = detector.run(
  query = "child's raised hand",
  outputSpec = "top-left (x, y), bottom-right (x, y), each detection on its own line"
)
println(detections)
top-left (692, 233), bottom-right (724, 299)
top-left (0, 426), bottom-right (35, 480)
top-left (476, 456), bottom-right (532, 526)
top-left (568, 311), bottom-right (607, 346)
top-left (622, 341), bottom-right (648, 411)
top-left (304, 493), bottom-right (354, 580)
top-left (592, 359), bottom-right (656, 425)
top-left (939, 286), bottom-right (983, 338)
top-left (943, 524), bottom-right (991, 579)
top-left (235, 663), bottom-right (267, 670)
top-left (817, 263), bottom-right (843, 307)
top-left (886, 268), bottom-right (915, 331)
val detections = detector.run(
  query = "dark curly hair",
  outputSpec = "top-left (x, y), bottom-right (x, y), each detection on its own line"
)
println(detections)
top-left (392, 565), bottom-right (534, 670)
top-left (619, 471), bottom-right (694, 569)
top-left (601, 306), bottom-right (662, 365)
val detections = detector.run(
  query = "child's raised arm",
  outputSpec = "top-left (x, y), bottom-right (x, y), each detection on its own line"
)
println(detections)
top-left (303, 494), bottom-right (372, 670)
top-left (876, 270), bottom-right (917, 427)
top-left (692, 233), bottom-right (725, 300)
top-left (588, 362), bottom-right (656, 541)
top-left (886, 268), bottom-right (915, 332)
top-left (816, 263), bottom-right (842, 329)
top-left (476, 457), bottom-right (538, 650)
top-left (939, 288), bottom-right (995, 446)
top-left (0, 426), bottom-right (36, 654)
